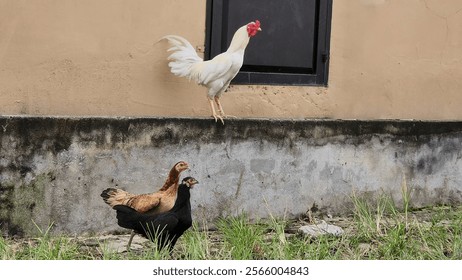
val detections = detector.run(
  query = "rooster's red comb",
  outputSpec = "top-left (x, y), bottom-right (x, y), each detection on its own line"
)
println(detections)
top-left (247, 20), bottom-right (261, 37)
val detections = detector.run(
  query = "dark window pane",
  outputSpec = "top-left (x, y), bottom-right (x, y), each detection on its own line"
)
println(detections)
top-left (225, 0), bottom-right (317, 70)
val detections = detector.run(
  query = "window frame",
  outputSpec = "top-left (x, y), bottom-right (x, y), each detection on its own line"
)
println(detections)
top-left (205, 0), bottom-right (333, 86)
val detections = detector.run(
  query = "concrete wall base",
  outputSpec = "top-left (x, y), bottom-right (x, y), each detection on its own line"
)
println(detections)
top-left (1, 116), bottom-right (461, 236)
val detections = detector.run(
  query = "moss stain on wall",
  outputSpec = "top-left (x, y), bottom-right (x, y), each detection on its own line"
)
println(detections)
top-left (0, 173), bottom-right (52, 236)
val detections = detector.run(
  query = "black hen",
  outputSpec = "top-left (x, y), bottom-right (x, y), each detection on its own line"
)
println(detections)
top-left (113, 177), bottom-right (198, 252)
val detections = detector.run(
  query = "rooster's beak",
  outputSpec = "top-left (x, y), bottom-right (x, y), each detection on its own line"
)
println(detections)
top-left (258, 27), bottom-right (262, 31)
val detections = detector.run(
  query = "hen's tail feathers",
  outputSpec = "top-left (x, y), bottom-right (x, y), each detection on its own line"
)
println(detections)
top-left (160, 35), bottom-right (203, 83)
top-left (100, 188), bottom-right (131, 207)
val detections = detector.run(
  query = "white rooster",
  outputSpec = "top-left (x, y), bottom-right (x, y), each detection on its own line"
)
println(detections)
top-left (161, 20), bottom-right (262, 124)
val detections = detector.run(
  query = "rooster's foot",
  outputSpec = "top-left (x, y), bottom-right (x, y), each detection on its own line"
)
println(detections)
top-left (212, 114), bottom-right (225, 125)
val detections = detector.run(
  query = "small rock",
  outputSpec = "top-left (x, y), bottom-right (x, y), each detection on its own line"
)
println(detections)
top-left (358, 243), bottom-right (371, 254)
top-left (298, 220), bottom-right (344, 237)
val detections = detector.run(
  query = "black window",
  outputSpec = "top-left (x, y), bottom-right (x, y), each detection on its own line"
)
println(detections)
top-left (205, 0), bottom-right (333, 86)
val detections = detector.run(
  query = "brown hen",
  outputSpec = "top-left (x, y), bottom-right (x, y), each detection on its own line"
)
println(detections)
top-left (101, 161), bottom-right (189, 213)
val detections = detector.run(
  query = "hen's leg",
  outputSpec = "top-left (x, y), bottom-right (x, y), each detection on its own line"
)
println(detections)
top-left (127, 230), bottom-right (135, 251)
top-left (214, 96), bottom-right (235, 120)
top-left (208, 97), bottom-right (224, 124)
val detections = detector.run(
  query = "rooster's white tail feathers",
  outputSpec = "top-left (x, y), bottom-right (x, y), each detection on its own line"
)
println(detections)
top-left (160, 35), bottom-right (203, 83)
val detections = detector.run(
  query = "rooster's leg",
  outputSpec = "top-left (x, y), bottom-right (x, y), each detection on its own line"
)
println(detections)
top-left (214, 96), bottom-right (236, 120)
top-left (208, 98), bottom-right (224, 124)
top-left (127, 230), bottom-right (135, 251)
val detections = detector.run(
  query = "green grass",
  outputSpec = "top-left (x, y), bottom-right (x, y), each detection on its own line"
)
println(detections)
top-left (0, 225), bottom-right (78, 260)
top-left (347, 182), bottom-right (462, 260)
top-left (1, 193), bottom-right (462, 260)
top-left (178, 222), bottom-right (217, 259)
top-left (0, 233), bottom-right (10, 260)
top-left (217, 214), bottom-right (266, 259)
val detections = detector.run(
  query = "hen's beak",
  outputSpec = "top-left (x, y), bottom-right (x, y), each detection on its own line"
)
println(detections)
top-left (258, 27), bottom-right (262, 31)
top-left (190, 180), bottom-right (199, 189)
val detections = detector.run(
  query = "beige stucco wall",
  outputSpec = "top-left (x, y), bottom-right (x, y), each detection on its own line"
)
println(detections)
top-left (1, 0), bottom-right (461, 120)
